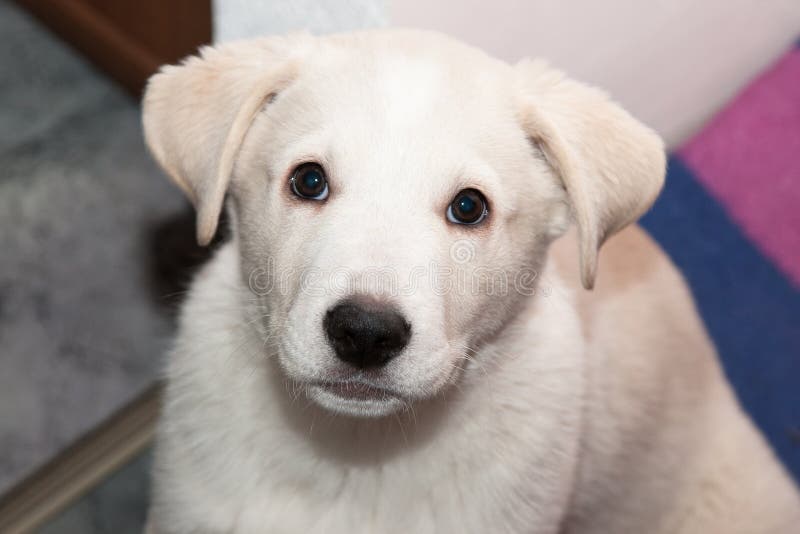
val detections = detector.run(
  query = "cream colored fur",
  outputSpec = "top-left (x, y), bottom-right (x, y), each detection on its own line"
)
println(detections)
top-left (142, 30), bottom-right (800, 533)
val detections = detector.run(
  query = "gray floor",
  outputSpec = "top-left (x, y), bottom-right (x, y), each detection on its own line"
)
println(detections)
top-left (0, 0), bottom-right (183, 495)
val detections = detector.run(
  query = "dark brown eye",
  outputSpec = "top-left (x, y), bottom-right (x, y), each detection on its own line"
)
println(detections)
top-left (447, 188), bottom-right (488, 225)
top-left (290, 163), bottom-right (329, 200)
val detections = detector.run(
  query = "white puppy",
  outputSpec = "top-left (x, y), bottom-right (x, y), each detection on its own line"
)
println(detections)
top-left (142, 30), bottom-right (800, 533)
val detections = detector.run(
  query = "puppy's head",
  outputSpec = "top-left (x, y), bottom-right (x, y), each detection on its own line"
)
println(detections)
top-left (143, 30), bottom-right (664, 417)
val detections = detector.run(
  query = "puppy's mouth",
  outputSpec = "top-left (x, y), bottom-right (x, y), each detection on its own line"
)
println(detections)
top-left (312, 380), bottom-right (399, 401)
top-left (305, 379), bottom-right (406, 417)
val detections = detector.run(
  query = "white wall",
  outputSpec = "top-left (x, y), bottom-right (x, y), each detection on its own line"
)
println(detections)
top-left (213, 0), bottom-right (386, 42)
top-left (214, 0), bottom-right (800, 146)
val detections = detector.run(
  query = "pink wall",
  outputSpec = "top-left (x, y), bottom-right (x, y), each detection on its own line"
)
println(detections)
top-left (391, 0), bottom-right (800, 146)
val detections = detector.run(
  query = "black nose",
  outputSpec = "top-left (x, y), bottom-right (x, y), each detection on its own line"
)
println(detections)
top-left (324, 299), bottom-right (411, 368)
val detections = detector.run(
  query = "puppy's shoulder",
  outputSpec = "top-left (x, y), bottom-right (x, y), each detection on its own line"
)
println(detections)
top-left (549, 225), bottom-right (700, 322)
top-left (549, 225), bottom-right (719, 381)
top-left (550, 225), bottom-right (677, 297)
top-left (177, 241), bottom-right (242, 327)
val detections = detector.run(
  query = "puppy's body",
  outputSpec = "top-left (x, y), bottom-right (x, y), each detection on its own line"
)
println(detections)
top-left (151, 237), bottom-right (581, 533)
top-left (142, 30), bottom-right (800, 533)
top-left (149, 227), bottom-right (799, 533)
top-left (551, 228), bottom-right (800, 533)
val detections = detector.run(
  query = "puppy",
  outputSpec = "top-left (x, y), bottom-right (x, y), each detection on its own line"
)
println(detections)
top-left (142, 30), bottom-right (800, 533)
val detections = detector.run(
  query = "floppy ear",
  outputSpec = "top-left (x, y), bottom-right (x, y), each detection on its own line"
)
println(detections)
top-left (142, 36), bottom-right (307, 245)
top-left (515, 60), bottom-right (666, 289)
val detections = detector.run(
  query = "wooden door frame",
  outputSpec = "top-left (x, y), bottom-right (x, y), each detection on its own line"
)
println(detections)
top-left (0, 385), bottom-right (162, 533)
top-left (12, 0), bottom-right (212, 96)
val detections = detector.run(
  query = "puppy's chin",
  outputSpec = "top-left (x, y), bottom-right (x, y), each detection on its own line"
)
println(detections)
top-left (306, 384), bottom-right (406, 418)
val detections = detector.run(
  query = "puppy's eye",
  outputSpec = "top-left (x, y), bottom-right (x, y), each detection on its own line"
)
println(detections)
top-left (447, 188), bottom-right (488, 225)
top-left (290, 163), bottom-right (329, 200)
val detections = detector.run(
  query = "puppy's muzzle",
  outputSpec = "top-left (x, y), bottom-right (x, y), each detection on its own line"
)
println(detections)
top-left (324, 298), bottom-right (411, 369)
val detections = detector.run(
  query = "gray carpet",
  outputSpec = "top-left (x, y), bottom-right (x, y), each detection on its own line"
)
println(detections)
top-left (0, 0), bottom-right (183, 494)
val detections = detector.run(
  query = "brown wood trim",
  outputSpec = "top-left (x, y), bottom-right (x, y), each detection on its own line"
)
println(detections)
top-left (0, 384), bottom-right (162, 534)
top-left (12, 0), bottom-right (211, 97)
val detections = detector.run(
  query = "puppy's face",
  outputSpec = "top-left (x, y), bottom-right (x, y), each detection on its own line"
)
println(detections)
top-left (143, 31), bottom-right (665, 418)
top-left (232, 49), bottom-right (567, 416)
